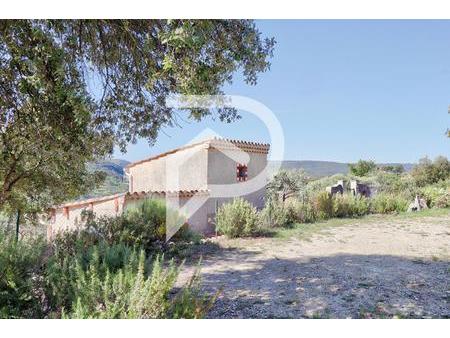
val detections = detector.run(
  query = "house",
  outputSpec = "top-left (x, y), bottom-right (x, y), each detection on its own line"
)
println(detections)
top-left (47, 138), bottom-right (270, 239)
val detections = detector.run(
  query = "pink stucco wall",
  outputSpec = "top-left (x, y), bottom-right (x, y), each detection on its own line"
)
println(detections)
top-left (47, 195), bottom-right (126, 240)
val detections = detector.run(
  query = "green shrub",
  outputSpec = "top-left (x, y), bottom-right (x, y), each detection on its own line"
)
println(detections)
top-left (58, 199), bottom-right (197, 255)
top-left (333, 194), bottom-right (370, 218)
top-left (259, 198), bottom-right (318, 228)
top-left (332, 194), bottom-right (352, 218)
top-left (411, 156), bottom-right (450, 187)
top-left (379, 164), bottom-right (405, 174)
top-left (45, 242), bottom-right (213, 318)
top-left (370, 193), bottom-right (409, 214)
top-left (216, 198), bottom-right (260, 238)
top-left (420, 185), bottom-right (450, 208)
top-left (284, 199), bottom-right (317, 224)
top-left (44, 241), bottom-right (135, 314)
top-left (65, 251), bottom-right (174, 318)
top-left (1, 202), bottom-right (212, 319)
top-left (434, 193), bottom-right (450, 208)
top-left (259, 200), bottom-right (291, 228)
top-left (352, 195), bottom-right (371, 216)
top-left (349, 160), bottom-right (377, 177)
top-left (124, 199), bottom-right (171, 242)
top-left (266, 169), bottom-right (309, 201)
top-left (0, 232), bottom-right (45, 318)
top-left (313, 192), bottom-right (334, 220)
top-left (373, 172), bottom-right (418, 199)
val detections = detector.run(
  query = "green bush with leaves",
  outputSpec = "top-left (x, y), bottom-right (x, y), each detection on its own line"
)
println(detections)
top-left (44, 242), bottom-right (213, 319)
top-left (333, 194), bottom-right (370, 218)
top-left (373, 172), bottom-right (418, 199)
top-left (259, 200), bottom-right (291, 228)
top-left (266, 169), bottom-right (309, 202)
top-left (284, 199), bottom-right (317, 224)
top-left (313, 191), bottom-right (334, 220)
top-left (0, 232), bottom-right (45, 318)
top-left (420, 185), bottom-right (450, 208)
top-left (349, 160), bottom-right (377, 177)
top-left (44, 241), bottom-right (133, 314)
top-left (260, 198), bottom-right (317, 228)
top-left (216, 198), bottom-right (260, 238)
top-left (370, 193), bottom-right (409, 214)
top-left (0, 199), bottom-right (213, 319)
top-left (124, 199), bottom-right (174, 242)
top-left (411, 156), bottom-right (450, 187)
top-left (433, 193), bottom-right (450, 208)
top-left (332, 194), bottom-right (353, 218)
top-left (59, 199), bottom-right (197, 255)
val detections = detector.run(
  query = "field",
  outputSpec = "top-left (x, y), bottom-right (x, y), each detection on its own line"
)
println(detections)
top-left (180, 209), bottom-right (450, 318)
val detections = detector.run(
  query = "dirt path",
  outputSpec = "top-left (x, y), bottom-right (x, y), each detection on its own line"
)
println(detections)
top-left (180, 213), bottom-right (450, 318)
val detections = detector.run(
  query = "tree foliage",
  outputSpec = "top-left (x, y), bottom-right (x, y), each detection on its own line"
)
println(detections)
top-left (379, 164), bottom-right (404, 174)
top-left (0, 20), bottom-right (275, 214)
top-left (267, 169), bottom-right (309, 202)
top-left (348, 160), bottom-right (377, 177)
top-left (411, 156), bottom-right (450, 187)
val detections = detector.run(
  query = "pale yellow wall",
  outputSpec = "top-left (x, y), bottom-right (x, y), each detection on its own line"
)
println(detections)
top-left (207, 149), bottom-right (267, 185)
top-left (206, 149), bottom-right (267, 209)
top-left (128, 143), bottom-right (208, 193)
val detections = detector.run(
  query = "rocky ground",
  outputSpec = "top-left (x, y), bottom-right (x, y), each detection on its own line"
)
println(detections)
top-left (179, 211), bottom-right (450, 318)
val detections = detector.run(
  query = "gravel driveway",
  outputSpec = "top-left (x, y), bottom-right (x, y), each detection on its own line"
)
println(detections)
top-left (180, 212), bottom-right (450, 318)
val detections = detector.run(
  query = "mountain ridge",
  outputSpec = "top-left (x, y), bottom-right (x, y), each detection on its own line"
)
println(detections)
top-left (83, 158), bottom-right (415, 198)
top-left (101, 158), bottom-right (415, 178)
top-left (270, 160), bottom-right (414, 177)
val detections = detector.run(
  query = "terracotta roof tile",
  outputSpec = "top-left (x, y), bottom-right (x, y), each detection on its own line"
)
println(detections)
top-left (52, 189), bottom-right (210, 210)
top-left (125, 189), bottom-right (209, 199)
top-left (51, 192), bottom-right (126, 210)
top-left (125, 138), bottom-right (270, 171)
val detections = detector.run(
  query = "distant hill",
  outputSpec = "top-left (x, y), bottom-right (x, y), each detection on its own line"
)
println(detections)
top-left (270, 160), bottom-right (349, 177)
top-left (270, 160), bottom-right (415, 177)
top-left (84, 159), bottom-right (130, 198)
top-left (92, 159), bottom-right (130, 177)
top-left (82, 158), bottom-right (415, 198)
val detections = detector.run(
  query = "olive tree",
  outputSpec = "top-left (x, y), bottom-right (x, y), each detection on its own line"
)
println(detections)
top-left (0, 20), bottom-right (275, 214)
top-left (348, 160), bottom-right (377, 177)
top-left (267, 169), bottom-right (309, 202)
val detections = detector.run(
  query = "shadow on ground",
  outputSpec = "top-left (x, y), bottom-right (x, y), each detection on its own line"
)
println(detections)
top-left (189, 249), bottom-right (449, 318)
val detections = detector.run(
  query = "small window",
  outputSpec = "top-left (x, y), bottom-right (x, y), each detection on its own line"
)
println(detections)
top-left (63, 207), bottom-right (70, 219)
top-left (236, 164), bottom-right (248, 182)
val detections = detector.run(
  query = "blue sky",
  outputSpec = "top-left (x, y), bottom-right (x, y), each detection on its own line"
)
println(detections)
top-left (114, 20), bottom-right (450, 164)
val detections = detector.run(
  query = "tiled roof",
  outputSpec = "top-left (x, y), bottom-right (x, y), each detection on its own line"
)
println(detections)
top-left (51, 189), bottom-right (210, 210)
top-left (51, 192), bottom-right (126, 210)
top-left (125, 137), bottom-right (270, 171)
top-left (208, 138), bottom-right (270, 154)
top-left (125, 189), bottom-right (210, 199)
